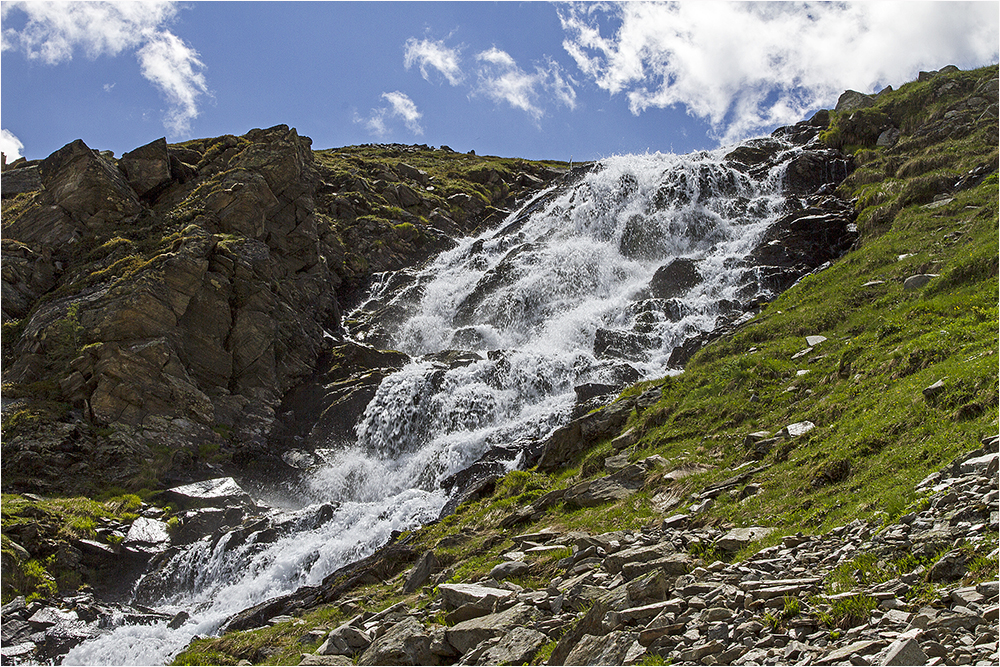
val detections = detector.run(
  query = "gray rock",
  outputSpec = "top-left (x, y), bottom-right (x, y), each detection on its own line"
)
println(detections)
top-left (300, 654), bottom-right (354, 665)
top-left (165, 477), bottom-right (253, 507)
top-left (836, 90), bottom-right (875, 112)
top-left (446, 603), bottom-right (539, 655)
top-left (317, 623), bottom-right (372, 656)
top-left (876, 128), bottom-right (901, 148)
top-left (403, 550), bottom-right (440, 593)
top-left (679, 639), bottom-right (724, 662)
top-left (880, 637), bottom-right (927, 665)
top-left (716, 526), bottom-right (775, 552)
top-left (357, 616), bottom-right (436, 666)
top-left (781, 421), bottom-right (815, 438)
top-left (471, 626), bottom-right (548, 665)
top-left (124, 517), bottom-right (170, 546)
top-left (489, 561), bottom-right (530, 580)
top-left (904, 274), bottom-right (939, 291)
top-left (564, 631), bottom-right (639, 665)
top-left (605, 542), bottom-right (675, 574)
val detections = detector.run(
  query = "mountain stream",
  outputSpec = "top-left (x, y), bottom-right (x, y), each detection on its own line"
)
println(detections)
top-left (64, 141), bottom-right (801, 665)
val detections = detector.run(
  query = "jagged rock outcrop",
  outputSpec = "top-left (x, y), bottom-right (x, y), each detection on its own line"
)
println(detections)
top-left (1, 129), bottom-right (560, 494)
top-left (2, 126), bottom-right (336, 492)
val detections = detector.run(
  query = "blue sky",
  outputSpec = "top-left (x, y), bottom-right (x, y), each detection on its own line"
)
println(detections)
top-left (2, 1), bottom-right (998, 162)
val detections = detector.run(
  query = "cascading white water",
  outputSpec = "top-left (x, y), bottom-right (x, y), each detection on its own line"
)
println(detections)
top-left (63, 143), bottom-right (796, 666)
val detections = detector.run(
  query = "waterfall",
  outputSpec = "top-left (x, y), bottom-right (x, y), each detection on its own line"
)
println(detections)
top-left (63, 141), bottom-right (797, 666)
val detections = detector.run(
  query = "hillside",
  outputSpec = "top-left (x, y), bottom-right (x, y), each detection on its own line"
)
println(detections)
top-left (1, 64), bottom-right (997, 666)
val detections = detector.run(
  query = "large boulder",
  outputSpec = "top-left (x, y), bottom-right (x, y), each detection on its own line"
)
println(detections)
top-left (647, 257), bottom-right (701, 299)
top-left (358, 616), bottom-right (437, 666)
top-left (783, 149), bottom-right (850, 196)
top-left (119, 138), bottom-right (173, 200)
top-left (445, 603), bottom-right (540, 655)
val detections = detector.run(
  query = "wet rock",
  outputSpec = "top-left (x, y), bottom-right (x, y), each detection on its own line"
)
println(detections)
top-left (647, 258), bottom-right (701, 299)
top-left (165, 477), bottom-right (254, 509)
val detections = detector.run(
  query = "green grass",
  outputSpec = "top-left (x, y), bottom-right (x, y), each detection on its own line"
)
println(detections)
top-left (1, 493), bottom-right (153, 602)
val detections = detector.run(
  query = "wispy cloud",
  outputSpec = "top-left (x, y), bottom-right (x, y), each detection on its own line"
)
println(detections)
top-left (402, 35), bottom-right (579, 122)
top-left (1, 129), bottom-right (24, 161)
top-left (404, 37), bottom-right (464, 85)
top-left (359, 91), bottom-right (424, 138)
top-left (559, 1), bottom-right (1000, 143)
top-left (382, 91), bottom-right (424, 135)
top-left (475, 48), bottom-right (577, 121)
top-left (1, 0), bottom-right (209, 136)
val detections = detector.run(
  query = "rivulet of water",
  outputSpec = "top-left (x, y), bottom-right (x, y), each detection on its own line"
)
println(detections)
top-left (63, 142), bottom-right (796, 665)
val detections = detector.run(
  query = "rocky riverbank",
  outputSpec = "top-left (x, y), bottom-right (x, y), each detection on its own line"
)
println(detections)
top-left (171, 436), bottom-right (997, 667)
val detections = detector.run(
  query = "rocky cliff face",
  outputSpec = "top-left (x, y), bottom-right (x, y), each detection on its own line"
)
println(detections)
top-left (1, 127), bottom-right (561, 495)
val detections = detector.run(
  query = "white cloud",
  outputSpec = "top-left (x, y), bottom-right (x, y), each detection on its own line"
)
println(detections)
top-left (137, 32), bottom-right (208, 135)
top-left (559, 1), bottom-right (1000, 144)
top-left (402, 35), bottom-right (578, 122)
top-left (382, 91), bottom-right (424, 135)
top-left (474, 48), bottom-right (577, 121)
top-left (359, 91), bottom-right (424, 138)
top-left (404, 37), bottom-right (464, 85)
top-left (1, 129), bottom-right (25, 161)
top-left (2, 1), bottom-right (209, 136)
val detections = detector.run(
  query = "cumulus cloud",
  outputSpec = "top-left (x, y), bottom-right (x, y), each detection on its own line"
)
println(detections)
top-left (475, 48), bottom-right (577, 120)
top-left (359, 91), bottom-right (424, 138)
top-left (404, 37), bottom-right (464, 85)
top-left (1, 129), bottom-right (25, 161)
top-left (559, 1), bottom-right (1000, 143)
top-left (2, 1), bottom-right (208, 136)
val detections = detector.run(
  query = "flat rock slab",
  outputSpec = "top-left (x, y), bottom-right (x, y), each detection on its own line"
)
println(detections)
top-left (446, 603), bottom-right (539, 655)
top-left (716, 526), bottom-right (776, 551)
top-left (166, 477), bottom-right (253, 506)
top-left (564, 630), bottom-right (640, 666)
top-left (818, 639), bottom-right (884, 664)
top-left (903, 274), bottom-right (939, 290)
top-left (300, 654), bottom-right (353, 666)
top-left (473, 626), bottom-right (549, 666)
top-left (438, 583), bottom-right (515, 611)
top-left (125, 517), bottom-right (170, 545)
top-left (781, 421), bottom-right (815, 438)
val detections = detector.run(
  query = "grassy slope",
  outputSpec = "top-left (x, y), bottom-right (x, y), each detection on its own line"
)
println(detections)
top-left (412, 65), bottom-right (999, 545)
